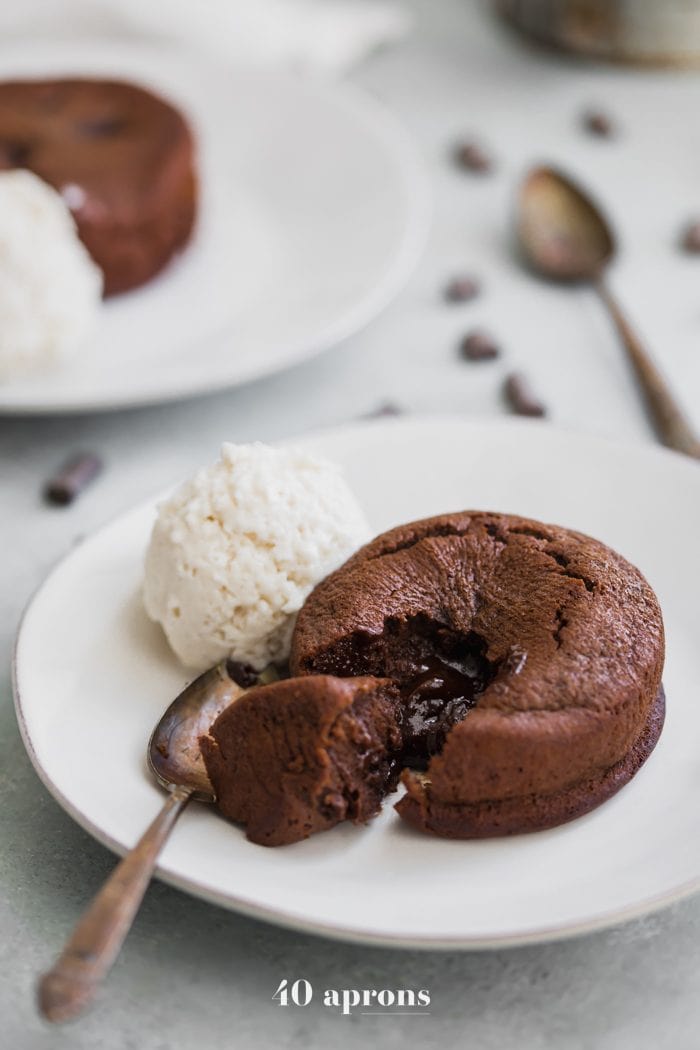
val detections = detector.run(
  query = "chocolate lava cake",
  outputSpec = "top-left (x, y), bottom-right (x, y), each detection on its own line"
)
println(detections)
top-left (203, 512), bottom-right (665, 845)
top-left (0, 78), bottom-right (197, 295)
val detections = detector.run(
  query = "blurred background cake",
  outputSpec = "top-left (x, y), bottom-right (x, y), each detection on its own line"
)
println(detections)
top-left (0, 77), bottom-right (197, 295)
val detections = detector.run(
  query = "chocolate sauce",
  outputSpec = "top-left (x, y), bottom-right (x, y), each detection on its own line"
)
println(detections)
top-left (399, 653), bottom-right (490, 766)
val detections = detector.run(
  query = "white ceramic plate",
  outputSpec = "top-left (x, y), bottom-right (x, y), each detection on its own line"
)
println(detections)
top-left (0, 41), bottom-right (428, 414)
top-left (13, 418), bottom-right (700, 948)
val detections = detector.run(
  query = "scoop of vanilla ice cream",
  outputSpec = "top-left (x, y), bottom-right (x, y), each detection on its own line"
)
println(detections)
top-left (143, 443), bottom-right (370, 671)
top-left (0, 170), bottom-right (103, 380)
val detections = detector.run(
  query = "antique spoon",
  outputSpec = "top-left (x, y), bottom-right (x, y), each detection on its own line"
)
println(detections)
top-left (517, 165), bottom-right (700, 459)
top-left (38, 660), bottom-right (276, 1023)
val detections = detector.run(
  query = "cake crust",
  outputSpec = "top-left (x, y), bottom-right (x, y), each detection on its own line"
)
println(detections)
top-left (397, 685), bottom-right (665, 837)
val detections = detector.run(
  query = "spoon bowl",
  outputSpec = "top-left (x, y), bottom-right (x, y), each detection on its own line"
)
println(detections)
top-left (148, 661), bottom-right (247, 801)
top-left (516, 165), bottom-right (700, 459)
top-left (518, 166), bottom-right (615, 282)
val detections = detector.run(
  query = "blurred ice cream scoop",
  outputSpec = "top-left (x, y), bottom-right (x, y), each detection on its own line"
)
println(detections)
top-left (143, 443), bottom-right (370, 672)
top-left (0, 170), bottom-right (102, 381)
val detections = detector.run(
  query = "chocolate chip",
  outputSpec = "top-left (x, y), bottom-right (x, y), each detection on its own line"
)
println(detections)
top-left (225, 660), bottom-right (260, 688)
top-left (444, 276), bottom-right (481, 303)
top-left (363, 401), bottom-right (403, 419)
top-left (44, 453), bottom-right (103, 506)
top-left (454, 140), bottom-right (493, 174)
top-left (503, 372), bottom-right (547, 417)
top-left (582, 109), bottom-right (614, 137)
top-left (681, 220), bottom-right (700, 253)
top-left (460, 330), bottom-right (500, 361)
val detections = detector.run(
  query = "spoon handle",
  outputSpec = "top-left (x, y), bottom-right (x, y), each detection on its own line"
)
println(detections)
top-left (38, 785), bottom-right (192, 1023)
top-left (597, 280), bottom-right (700, 459)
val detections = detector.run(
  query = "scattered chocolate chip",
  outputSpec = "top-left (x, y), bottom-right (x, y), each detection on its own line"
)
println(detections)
top-left (444, 275), bottom-right (481, 303)
top-left (44, 452), bottom-right (103, 506)
top-left (503, 372), bottom-right (547, 417)
top-left (363, 401), bottom-right (403, 419)
top-left (225, 660), bottom-right (260, 688)
top-left (681, 220), bottom-right (700, 253)
top-left (460, 330), bottom-right (500, 361)
top-left (454, 140), bottom-right (493, 174)
top-left (582, 109), bottom-right (614, 137)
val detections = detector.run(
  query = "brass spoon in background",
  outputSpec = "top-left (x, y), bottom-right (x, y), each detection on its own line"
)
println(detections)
top-left (38, 661), bottom-right (277, 1024)
top-left (517, 166), bottom-right (700, 459)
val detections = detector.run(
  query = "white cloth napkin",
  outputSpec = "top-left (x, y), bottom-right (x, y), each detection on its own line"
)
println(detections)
top-left (0, 0), bottom-right (411, 75)
top-left (105, 0), bottom-right (412, 74)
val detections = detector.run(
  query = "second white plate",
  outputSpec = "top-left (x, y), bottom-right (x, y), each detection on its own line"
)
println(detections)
top-left (13, 418), bottom-right (700, 947)
top-left (0, 40), bottom-right (428, 414)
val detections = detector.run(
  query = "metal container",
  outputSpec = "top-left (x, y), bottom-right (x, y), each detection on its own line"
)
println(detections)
top-left (497, 0), bottom-right (700, 67)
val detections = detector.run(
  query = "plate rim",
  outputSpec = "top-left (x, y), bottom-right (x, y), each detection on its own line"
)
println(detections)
top-left (0, 38), bottom-right (431, 415)
top-left (12, 416), bottom-right (700, 949)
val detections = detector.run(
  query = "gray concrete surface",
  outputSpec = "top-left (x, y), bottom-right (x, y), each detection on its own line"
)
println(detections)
top-left (3, 1), bottom-right (700, 1046)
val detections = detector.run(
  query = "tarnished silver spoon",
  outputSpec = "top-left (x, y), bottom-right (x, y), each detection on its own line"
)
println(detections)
top-left (38, 660), bottom-right (277, 1023)
top-left (517, 165), bottom-right (700, 459)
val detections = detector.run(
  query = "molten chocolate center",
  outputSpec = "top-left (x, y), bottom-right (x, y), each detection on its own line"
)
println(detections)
top-left (301, 617), bottom-right (498, 770)
top-left (399, 652), bottom-right (492, 767)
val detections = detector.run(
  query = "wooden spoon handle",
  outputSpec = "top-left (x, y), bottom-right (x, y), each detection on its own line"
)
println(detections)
top-left (38, 786), bottom-right (192, 1023)
top-left (597, 280), bottom-right (700, 459)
